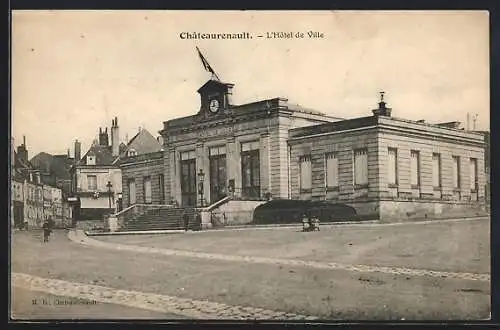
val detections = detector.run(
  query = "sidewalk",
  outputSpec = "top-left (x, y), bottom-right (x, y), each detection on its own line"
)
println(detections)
top-left (85, 215), bottom-right (489, 237)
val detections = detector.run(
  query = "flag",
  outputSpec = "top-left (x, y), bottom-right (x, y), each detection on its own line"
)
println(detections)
top-left (196, 47), bottom-right (220, 80)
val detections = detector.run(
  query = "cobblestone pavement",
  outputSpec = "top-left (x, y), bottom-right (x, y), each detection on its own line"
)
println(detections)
top-left (12, 272), bottom-right (318, 320)
top-left (70, 230), bottom-right (489, 282)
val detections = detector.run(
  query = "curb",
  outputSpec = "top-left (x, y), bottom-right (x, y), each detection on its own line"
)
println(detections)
top-left (85, 215), bottom-right (489, 236)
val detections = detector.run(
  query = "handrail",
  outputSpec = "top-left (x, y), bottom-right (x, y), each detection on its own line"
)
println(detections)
top-left (113, 203), bottom-right (175, 217)
top-left (197, 196), bottom-right (231, 212)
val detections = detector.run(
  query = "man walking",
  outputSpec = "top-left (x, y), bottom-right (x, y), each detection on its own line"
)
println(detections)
top-left (42, 220), bottom-right (52, 242)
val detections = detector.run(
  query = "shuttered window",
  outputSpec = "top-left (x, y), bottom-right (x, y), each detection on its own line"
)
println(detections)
top-left (325, 152), bottom-right (338, 188)
top-left (452, 156), bottom-right (460, 189)
top-left (159, 174), bottom-right (165, 204)
top-left (299, 155), bottom-right (312, 191)
top-left (353, 149), bottom-right (368, 185)
top-left (87, 175), bottom-right (97, 191)
top-left (432, 153), bottom-right (441, 187)
top-left (410, 150), bottom-right (420, 186)
top-left (143, 176), bottom-right (152, 204)
top-left (388, 148), bottom-right (398, 185)
top-left (128, 179), bottom-right (136, 205)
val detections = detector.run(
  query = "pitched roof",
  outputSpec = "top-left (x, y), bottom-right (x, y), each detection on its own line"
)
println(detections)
top-left (30, 152), bottom-right (73, 180)
top-left (119, 129), bottom-right (162, 158)
top-left (13, 151), bottom-right (35, 181)
top-left (77, 144), bottom-right (116, 166)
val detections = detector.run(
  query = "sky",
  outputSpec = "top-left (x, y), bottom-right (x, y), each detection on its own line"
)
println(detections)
top-left (12, 10), bottom-right (489, 158)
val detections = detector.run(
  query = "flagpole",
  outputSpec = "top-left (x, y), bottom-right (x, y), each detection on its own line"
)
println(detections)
top-left (196, 46), bottom-right (221, 81)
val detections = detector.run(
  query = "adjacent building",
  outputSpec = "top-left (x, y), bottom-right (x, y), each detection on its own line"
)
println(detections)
top-left (288, 98), bottom-right (486, 220)
top-left (116, 129), bottom-right (163, 208)
top-left (30, 151), bottom-right (74, 195)
top-left (71, 117), bottom-right (163, 220)
top-left (11, 136), bottom-right (72, 228)
top-left (71, 119), bottom-right (123, 220)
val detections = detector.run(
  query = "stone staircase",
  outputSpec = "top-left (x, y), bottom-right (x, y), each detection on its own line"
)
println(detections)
top-left (112, 198), bottom-right (267, 232)
top-left (115, 205), bottom-right (199, 232)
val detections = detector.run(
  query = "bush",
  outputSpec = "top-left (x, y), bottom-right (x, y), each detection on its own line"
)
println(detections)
top-left (252, 199), bottom-right (357, 224)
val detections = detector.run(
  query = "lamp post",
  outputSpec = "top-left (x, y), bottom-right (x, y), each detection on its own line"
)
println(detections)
top-left (117, 192), bottom-right (123, 212)
top-left (197, 169), bottom-right (205, 207)
top-left (106, 181), bottom-right (113, 212)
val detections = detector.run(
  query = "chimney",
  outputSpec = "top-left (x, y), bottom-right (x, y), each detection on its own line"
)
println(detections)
top-left (98, 127), bottom-right (109, 146)
top-left (17, 136), bottom-right (28, 163)
top-left (74, 139), bottom-right (81, 161)
top-left (372, 91), bottom-right (392, 117)
top-left (111, 116), bottom-right (119, 157)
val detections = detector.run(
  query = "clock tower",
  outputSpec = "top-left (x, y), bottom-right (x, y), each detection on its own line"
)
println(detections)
top-left (197, 79), bottom-right (234, 117)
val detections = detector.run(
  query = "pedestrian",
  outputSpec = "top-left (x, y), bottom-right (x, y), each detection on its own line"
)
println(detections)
top-left (42, 220), bottom-right (51, 242)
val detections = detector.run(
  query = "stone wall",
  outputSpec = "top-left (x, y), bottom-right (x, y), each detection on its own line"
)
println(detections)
top-left (289, 128), bottom-right (379, 201)
top-left (379, 200), bottom-right (487, 222)
top-left (211, 200), bottom-right (266, 225)
top-left (121, 154), bottom-right (164, 207)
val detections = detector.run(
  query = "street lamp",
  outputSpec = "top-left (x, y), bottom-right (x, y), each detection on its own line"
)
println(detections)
top-left (106, 181), bottom-right (113, 211)
top-left (197, 169), bottom-right (205, 207)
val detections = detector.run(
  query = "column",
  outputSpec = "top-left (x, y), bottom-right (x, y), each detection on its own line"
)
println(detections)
top-left (226, 137), bottom-right (238, 198)
top-left (196, 142), bottom-right (209, 206)
top-left (259, 133), bottom-right (270, 198)
top-left (169, 148), bottom-right (180, 205)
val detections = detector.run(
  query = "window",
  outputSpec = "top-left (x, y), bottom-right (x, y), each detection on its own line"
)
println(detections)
top-left (470, 158), bottom-right (478, 191)
top-left (299, 155), bottom-right (312, 192)
top-left (87, 156), bottom-right (96, 165)
top-left (410, 150), bottom-right (420, 187)
top-left (209, 146), bottom-right (227, 203)
top-left (87, 175), bottom-right (97, 191)
top-left (432, 153), bottom-right (441, 188)
top-left (180, 150), bottom-right (196, 161)
top-left (143, 176), bottom-right (152, 204)
top-left (128, 179), bottom-right (136, 205)
top-left (388, 148), bottom-right (398, 185)
top-left (325, 152), bottom-right (338, 188)
top-left (128, 149), bottom-right (137, 157)
top-left (452, 156), bottom-right (460, 189)
top-left (353, 149), bottom-right (368, 185)
top-left (241, 141), bottom-right (260, 198)
top-left (159, 174), bottom-right (165, 204)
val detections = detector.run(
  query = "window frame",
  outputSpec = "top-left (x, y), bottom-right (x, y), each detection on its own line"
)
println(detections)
top-left (452, 155), bottom-right (461, 189)
top-left (353, 148), bottom-right (368, 187)
top-left (387, 148), bottom-right (398, 187)
top-left (143, 176), bottom-right (152, 204)
top-left (299, 154), bottom-right (312, 193)
top-left (87, 175), bottom-right (98, 191)
top-left (325, 152), bottom-right (339, 191)
top-left (432, 153), bottom-right (442, 189)
top-left (410, 150), bottom-right (421, 188)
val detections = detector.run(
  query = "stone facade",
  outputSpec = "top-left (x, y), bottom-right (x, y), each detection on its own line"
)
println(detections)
top-left (160, 79), bottom-right (341, 207)
top-left (120, 151), bottom-right (165, 207)
top-left (288, 106), bottom-right (486, 221)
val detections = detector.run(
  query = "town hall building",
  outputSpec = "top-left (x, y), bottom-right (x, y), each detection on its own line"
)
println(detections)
top-left (119, 78), bottom-right (487, 224)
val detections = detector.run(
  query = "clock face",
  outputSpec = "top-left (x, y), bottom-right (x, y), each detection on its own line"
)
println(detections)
top-left (209, 99), bottom-right (220, 113)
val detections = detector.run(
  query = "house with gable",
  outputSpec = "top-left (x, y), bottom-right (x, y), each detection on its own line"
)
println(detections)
top-left (71, 117), bottom-right (162, 220)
